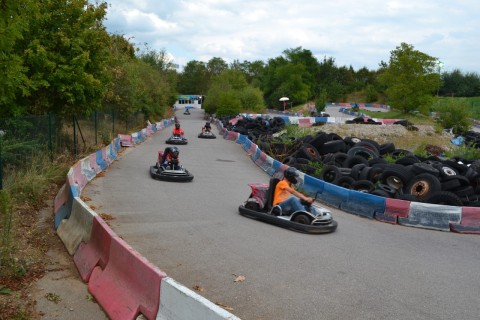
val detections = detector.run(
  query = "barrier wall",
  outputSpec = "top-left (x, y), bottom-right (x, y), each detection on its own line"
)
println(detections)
top-left (54, 118), bottom-right (239, 320)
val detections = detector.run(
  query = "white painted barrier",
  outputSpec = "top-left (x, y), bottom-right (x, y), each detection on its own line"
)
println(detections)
top-left (156, 277), bottom-right (240, 320)
top-left (57, 197), bottom-right (98, 255)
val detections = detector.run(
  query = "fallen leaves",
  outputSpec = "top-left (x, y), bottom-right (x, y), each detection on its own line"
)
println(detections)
top-left (192, 285), bottom-right (204, 292)
top-left (233, 274), bottom-right (246, 283)
top-left (215, 301), bottom-right (234, 311)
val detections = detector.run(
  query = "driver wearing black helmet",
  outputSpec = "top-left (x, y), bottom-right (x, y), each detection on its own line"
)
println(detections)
top-left (202, 122), bottom-right (212, 133)
top-left (161, 146), bottom-right (181, 170)
top-left (273, 167), bottom-right (313, 214)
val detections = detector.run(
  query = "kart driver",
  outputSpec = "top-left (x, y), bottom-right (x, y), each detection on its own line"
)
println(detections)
top-left (172, 123), bottom-right (184, 137)
top-left (202, 122), bottom-right (212, 133)
top-left (161, 146), bottom-right (181, 170)
top-left (273, 167), bottom-right (313, 214)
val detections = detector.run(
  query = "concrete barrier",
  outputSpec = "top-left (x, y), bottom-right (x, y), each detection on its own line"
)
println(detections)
top-left (96, 149), bottom-right (108, 170)
top-left (157, 277), bottom-right (240, 320)
top-left (74, 216), bottom-right (116, 282)
top-left (57, 197), bottom-right (97, 255)
top-left (72, 161), bottom-right (89, 192)
top-left (341, 190), bottom-right (386, 219)
top-left (451, 207), bottom-right (480, 234)
top-left (398, 202), bottom-right (462, 231)
top-left (119, 134), bottom-right (134, 147)
top-left (88, 236), bottom-right (167, 320)
top-left (317, 182), bottom-right (349, 208)
top-left (89, 152), bottom-right (103, 175)
top-left (375, 198), bottom-right (410, 224)
top-left (54, 179), bottom-right (75, 229)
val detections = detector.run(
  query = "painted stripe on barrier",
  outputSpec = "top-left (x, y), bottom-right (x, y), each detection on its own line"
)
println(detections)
top-left (81, 157), bottom-right (96, 181)
top-left (302, 175), bottom-right (325, 196)
top-left (341, 190), bottom-right (385, 219)
top-left (258, 155), bottom-right (276, 176)
top-left (119, 134), bottom-right (134, 147)
top-left (106, 143), bottom-right (117, 163)
top-left (113, 137), bottom-right (121, 151)
top-left (54, 179), bottom-right (74, 229)
top-left (236, 134), bottom-right (247, 145)
top-left (54, 182), bottom-right (69, 215)
top-left (67, 167), bottom-right (80, 198)
top-left (57, 197), bottom-right (97, 255)
top-left (96, 149), bottom-right (108, 170)
top-left (253, 151), bottom-right (267, 167)
top-left (317, 182), bottom-right (349, 208)
top-left (74, 216), bottom-right (116, 282)
top-left (88, 236), bottom-right (166, 320)
top-left (157, 277), bottom-right (240, 320)
top-left (250, 147), bottom-right (262, 161)
top-left (450, 207), bottom-right (480, 234)
top-left (72, 161), bottom-right (89, 191)
top-left (89, 153), bottom-right (103, 174)
top-left (398, 202), bottom-right (462, 231)
top-left (375, 198), bottom-right (410, 224)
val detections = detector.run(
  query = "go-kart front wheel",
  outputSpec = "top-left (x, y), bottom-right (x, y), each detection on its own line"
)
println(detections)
top-left (292, 213), bottom-right (312, 225)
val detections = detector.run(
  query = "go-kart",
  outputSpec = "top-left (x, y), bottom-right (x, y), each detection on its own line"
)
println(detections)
top-left (150, 151), bottom-right (194, 182)
top-left (198, 129), bottom-right (216, 139)
top-left (238, 178), bottom-right (337, 234)
top-left (166, 134), bottom-right (188, 145)
top-left (184, 109), bottom-right (191, 115)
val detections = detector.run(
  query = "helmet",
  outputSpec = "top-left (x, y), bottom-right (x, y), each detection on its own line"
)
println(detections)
top-left (175, 123), bottom-right (180, 129)
top-left (170, 146), bottom-right (179, 159)
top-left (283, 167), bottom-right (299, 183)
top-left (205, 122), bottom-right (211, 126)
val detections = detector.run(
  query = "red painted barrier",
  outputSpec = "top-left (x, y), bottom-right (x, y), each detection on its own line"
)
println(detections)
top-left (450, 207), bottom-right (480, 234)
top-left (375, 198), bottom-right (410, 224)
top-left (119, 134), bottom-right (134, 147)
top-left (74, 216), bottom-right (116, 282)
top-left (88, 236), bottom-right (166, 320)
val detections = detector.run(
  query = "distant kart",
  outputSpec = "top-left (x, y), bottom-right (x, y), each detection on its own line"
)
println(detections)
top-left (184, 109), bottom-right (191, 115)
top-left (166, 135), bottom-right (188, 145)
top-left (198, 130), bottom-right (216, 139)
top-left (238, 178), bottom-right (337, 234)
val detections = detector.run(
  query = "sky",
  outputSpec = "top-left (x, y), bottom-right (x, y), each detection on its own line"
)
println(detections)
top-left (102, 0), bottom-right (480, 74)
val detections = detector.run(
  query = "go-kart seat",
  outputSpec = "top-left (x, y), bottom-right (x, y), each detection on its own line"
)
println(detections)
top-left (266, 178), bottom-right (282, 216)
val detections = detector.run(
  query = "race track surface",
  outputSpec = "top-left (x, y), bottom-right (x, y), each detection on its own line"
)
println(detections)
top-left (83, 108), bottom-right (480, 320)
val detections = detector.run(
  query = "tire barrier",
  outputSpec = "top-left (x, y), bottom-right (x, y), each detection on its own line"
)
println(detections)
top-left (217, 119), bottom-right (480, 234)
top-left (53, 117), bottom-right (238, 319)
top-left (57, 197), bottom-right (97, 255)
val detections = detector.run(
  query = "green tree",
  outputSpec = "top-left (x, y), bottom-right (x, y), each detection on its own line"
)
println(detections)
top-left (378, 43), bottom-right (441, 114)
top-left (0, 0), bottom-right (37, 117)
top-left (178, 60), bottom-right (208, 94)
top-left (435, 99), bottom-right (472, 134)
top-left (216, 91), bottom-right (242, 117)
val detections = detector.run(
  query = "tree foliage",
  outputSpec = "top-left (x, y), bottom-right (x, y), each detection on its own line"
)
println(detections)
top-left (378, 43), bottom-right (441, 114)
top-left (435, 99), bottom-right (472, 133)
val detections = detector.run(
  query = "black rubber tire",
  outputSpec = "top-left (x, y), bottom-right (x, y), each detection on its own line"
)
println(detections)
top-left (245, 200), bottom-right (260, 211)
top-left (292, 213), bottom-right (312, 225)
top-left (424, 191), bottom-right (463, 206)
top-left (347, 146), bottom-right (379, 160)
top-left (336, 176), bottom-right (355, 189)
top-left (351, 180), bottom-right (375, 193)
top-left (296, 143), bottom-right (322, 162)
top-left (350, 163), bottom-right (367, 180)
top-left (411, 162), bottom-right (440, 176)
top-left (378, 142), bottom-right (396, 155)
top-left (319, 140), bottom-right (347, 155)
top-left (404, 173), bottom-right (441, 200)
top-left (376, 183), bottom-right (398, 197)
top-left (344, 155), bottom-right (369, 168)
top-left (380, 164), bottom-right (413, 190)
top-left (319, 165), bottom-right (342, 184)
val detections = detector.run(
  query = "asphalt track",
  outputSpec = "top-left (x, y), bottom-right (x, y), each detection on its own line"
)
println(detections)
top-left (83, 108), bottom-right (480, 320)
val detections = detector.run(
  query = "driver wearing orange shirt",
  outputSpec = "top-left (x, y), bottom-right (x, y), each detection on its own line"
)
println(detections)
top-left (273, 167), bottom-right (313, 213)
top-left (172, 123), bottom-right (184, 136)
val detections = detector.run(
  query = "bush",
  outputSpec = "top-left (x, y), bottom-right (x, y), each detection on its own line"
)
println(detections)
top-left (435, 100), bottom-right (472, 133)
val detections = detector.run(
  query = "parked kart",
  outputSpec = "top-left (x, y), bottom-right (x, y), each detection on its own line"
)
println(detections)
top-left (198, 130), bottom-right (216, 139)
top-left (166, 134), bottom-right (188, 145)
top-left (150, 151), bottom-right (194, 182)
top-left (238, 178), bottom-right (337, 234)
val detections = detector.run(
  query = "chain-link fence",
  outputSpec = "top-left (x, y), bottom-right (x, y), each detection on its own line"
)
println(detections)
top-left (0, 110), bottom-right (148, 189)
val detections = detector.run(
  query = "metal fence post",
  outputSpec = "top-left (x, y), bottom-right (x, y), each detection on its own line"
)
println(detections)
top-left (94, 110), bottom-right (98, 146)
top-left (73, 115), bottom-right (77, 158)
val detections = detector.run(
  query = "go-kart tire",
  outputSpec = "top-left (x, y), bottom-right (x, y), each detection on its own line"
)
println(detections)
top-left (198, 133), bottom-right (216, 139)
top-left (150, 166), bottom-right (194, 182)
top-left (292, 213), bottom-right (312, 225)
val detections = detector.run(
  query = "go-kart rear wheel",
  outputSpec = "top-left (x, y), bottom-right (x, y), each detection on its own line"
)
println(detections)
top-left (292, 213), bottom-right (312, 225)
top-left (244, 199), bottom-right (260, 211)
